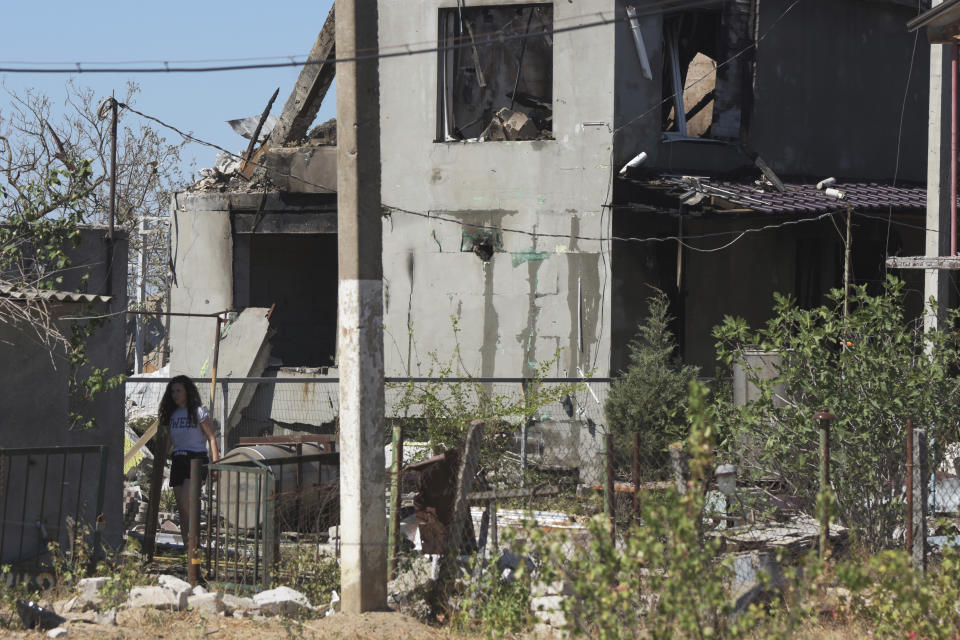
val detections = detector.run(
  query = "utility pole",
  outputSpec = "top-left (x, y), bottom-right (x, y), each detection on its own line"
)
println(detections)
top-left (336, 0), bottom-right (387, 613)
top-left (922, 1), bottom-right (954, 333)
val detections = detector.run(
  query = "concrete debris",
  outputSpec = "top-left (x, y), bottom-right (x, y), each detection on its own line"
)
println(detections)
top-left (221, 594), bottom-right (258, 616)
top-left (530, 580), bottom-right (570, 637)
top-left (74, 577), bottom-right (111, 611)
top-left (157, 574), bottom-right (193, 600)
top-left (188, 592), bottom-right (225, 615)
top-left (252, 586), bottom-right (313, 616)
top-left (481, 108), bottom-right (541, 141)
top-left (307, 118), bottom-right (337, 145)
top-left (127, 586), bottom-right (188, 611)
top-left (93, 608), bottom-right (117, 626)
top-left (46, 628), bottom-right (68, 639)
top-left (215, 151), bottom-right (243, 176)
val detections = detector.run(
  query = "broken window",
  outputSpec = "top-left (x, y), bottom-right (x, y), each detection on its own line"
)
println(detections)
top-left (437, 4), bottom-right (553, 142)
top-left (661, 2), bottom-right (749, 140)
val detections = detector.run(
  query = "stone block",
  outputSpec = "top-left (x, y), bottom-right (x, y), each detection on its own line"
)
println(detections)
top-left (75, 577), bottom-right (110, 611)
top-left (188, 592), bottom-right (225, 615)
top-left (252, 586), bottom-right (313, 616)
top-left (531, 580), bottom-right (574, 597)
top-left (94, 608), bottom-right (117, 626)
top-left (128, 586), bottom-right (187, 611)
top-left (221, 594), bottom-right (258, 616)
top-left (158, 574), bottom-right (193, 597)
top-left (46, 628), bottom-right (68, 639)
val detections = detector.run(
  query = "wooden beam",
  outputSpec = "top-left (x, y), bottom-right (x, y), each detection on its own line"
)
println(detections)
top-left (886, 255), bottom-right (960, 269)
top-left (269, 6), bottom-right (337, 145)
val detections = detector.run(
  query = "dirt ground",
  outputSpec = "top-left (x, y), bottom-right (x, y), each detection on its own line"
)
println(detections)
top-left (4, 609), bottom-right (456, 640)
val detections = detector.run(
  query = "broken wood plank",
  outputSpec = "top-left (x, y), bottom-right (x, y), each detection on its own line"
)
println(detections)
top-left (123, 419), bottom-right (158, 468)
top-left (239, 88), bottom-right (280, 178)
top-left (886, 255), bottom-right (960, 270)
top-left (269, 5), bottom-right (336, 146)
top-left (467, 486), bottom-right (560, 501)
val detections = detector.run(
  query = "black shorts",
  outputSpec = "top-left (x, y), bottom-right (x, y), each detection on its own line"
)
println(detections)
top-left (170, 452), bottom-right (209, 488)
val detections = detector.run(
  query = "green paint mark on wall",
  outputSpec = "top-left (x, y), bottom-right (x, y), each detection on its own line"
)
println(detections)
top-left (510, 250), bottom-right (548, 267)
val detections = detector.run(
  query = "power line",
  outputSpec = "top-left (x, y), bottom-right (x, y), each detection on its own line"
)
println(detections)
top-left (385, 205), bottom-right (842, 252)
top-left (0, 0), bottom-right (709, 73)
top-left (0, 11), bottom-right (630, 75)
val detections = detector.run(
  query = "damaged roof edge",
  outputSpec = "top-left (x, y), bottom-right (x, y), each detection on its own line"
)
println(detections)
top-left (0, 285), bottom-right (112, 304)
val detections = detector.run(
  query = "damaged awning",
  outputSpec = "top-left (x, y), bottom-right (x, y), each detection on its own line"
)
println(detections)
top-left (0, 285), bottom-right (112, 304)
top-left (623, 175), bottom-right (927, 215)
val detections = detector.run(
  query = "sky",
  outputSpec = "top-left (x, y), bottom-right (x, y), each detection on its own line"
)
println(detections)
top-left (0, 0), bottom-right (336, 183)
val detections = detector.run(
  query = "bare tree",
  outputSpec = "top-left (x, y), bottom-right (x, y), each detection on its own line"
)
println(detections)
top-left (0, 81), bottom-right (188, 353)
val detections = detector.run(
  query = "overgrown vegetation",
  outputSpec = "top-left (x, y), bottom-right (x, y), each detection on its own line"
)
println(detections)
top-left (272, 549), bottom-right (339, 612)
top-left (605, 290), bottom-right (699, 478)
top-left (714, 278), bottom-right (960, 550)
top-left (390, 318), bottom-right (582, 478)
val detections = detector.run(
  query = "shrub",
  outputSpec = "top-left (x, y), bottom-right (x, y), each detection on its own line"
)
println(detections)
top-left (605, 290), bottom-right (699, 478)
top-left (714, 278), bottom-right (960, 550)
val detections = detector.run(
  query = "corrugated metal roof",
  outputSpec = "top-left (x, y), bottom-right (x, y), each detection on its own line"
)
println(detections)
top-left (0, 285), bottom-right (112, 304)
top-left (907, 0), bottom-right (960, 32)
top-left (632, 175), bottom-right (927, 215)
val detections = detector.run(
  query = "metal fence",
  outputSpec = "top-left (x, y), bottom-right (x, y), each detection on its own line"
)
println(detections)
top-left (0, 445), bottom-right (107, 586)
top-left (203, 436), bottom-right (339, 590)
top-left (125, 375), bottom-right (611, 482)
top-left (122, 372), bottom-right (960, 617)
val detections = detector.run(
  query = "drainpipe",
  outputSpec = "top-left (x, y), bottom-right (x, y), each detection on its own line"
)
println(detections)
top-left (952, 44), bottom-right (957, 255)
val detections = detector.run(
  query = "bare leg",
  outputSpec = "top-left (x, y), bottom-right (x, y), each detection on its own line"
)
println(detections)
top-left (173, 483), bottom-right (190, 547)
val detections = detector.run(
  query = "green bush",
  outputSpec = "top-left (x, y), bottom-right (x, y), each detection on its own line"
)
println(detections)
top-left (605, 290), bottom-right (699, 477)
top-left (714, 278), bottom-right (960, 551)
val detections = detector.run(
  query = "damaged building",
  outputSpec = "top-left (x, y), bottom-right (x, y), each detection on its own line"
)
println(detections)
top-left (380, 0), bottom-right (931, 374)
top-left (166, 0), bottom-right (931, 479)
top-left (0, 227), bottom-right (127, 567)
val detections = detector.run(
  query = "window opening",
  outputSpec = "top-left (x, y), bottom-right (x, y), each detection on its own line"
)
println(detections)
top-left (437, 4), bottom-right (554, 142)
top-left (661, 11), bottom-right (721, 140)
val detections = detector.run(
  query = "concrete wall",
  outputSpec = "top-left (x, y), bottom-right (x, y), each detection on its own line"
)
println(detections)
top-left (0, 227), bottom-right (127, 562)
top-left (619, 0), bottom-right (928, 180)
top-left (747, 0), bottom-right (928, 181)
top-left (169, 192), bottom-right (338, 376)
top-left (379, 0), bottom-right (615, 378)
top-left (169, 194), bottom-right (234, 377)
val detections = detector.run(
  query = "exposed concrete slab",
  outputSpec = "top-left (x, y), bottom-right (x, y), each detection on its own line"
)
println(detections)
top-left (269, 5), bottom-right (336, 146)
top-left (216, 307), bottom-right (274, 430)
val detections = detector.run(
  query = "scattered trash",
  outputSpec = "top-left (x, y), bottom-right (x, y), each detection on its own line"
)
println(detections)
top-left (17, 600), bottom-right (66, 631)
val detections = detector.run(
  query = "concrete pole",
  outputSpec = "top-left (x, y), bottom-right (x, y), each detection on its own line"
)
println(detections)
top-left (336, 0), bottom-right (387, 613)
top-left (924, 3), bottom-right (954, 333)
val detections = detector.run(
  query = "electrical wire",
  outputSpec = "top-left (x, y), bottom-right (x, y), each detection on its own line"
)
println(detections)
top-left (884, 0), bottom-right (925, 265)
top-left (385, 205), bottom-right (842, 251)
top-left (0, 0), bottom-right (711, 72)
top-left (0, 10), bottom-right (635, 75)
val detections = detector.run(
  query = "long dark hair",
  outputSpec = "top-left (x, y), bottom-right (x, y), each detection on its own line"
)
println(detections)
top-left (158, 375), bottom-right (203, 427)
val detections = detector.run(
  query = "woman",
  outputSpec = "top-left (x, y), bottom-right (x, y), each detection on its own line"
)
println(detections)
top-left (157, 375), bottom-right (220, 545)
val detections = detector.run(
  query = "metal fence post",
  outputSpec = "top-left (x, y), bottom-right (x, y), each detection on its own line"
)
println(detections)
top-left (262, 473), bottom-right (279, 590)
top-left (188, 458), bottom-right (202, 587)
top-left (220, 380), bottom-right (229, 455)
top-left (387, 424), bottom-right (403, 580)
top-left (632, 432), bottom-right (640, 524)
top-left (912, 427), bottom-right (929, 573)
top-left (815, 408), bottom-right (836, 561)
top-left (604, 432), bottom-right (615, 541)
top-left (669, 443), bottom-right (687, 495)
top-left (91, 446), bottom-right (108, 560)
top-left (906, 418), bottom-right (914, 556)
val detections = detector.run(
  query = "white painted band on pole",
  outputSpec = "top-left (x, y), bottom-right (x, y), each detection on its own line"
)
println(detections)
top-left (337, 278), bottom-right (387, 611)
